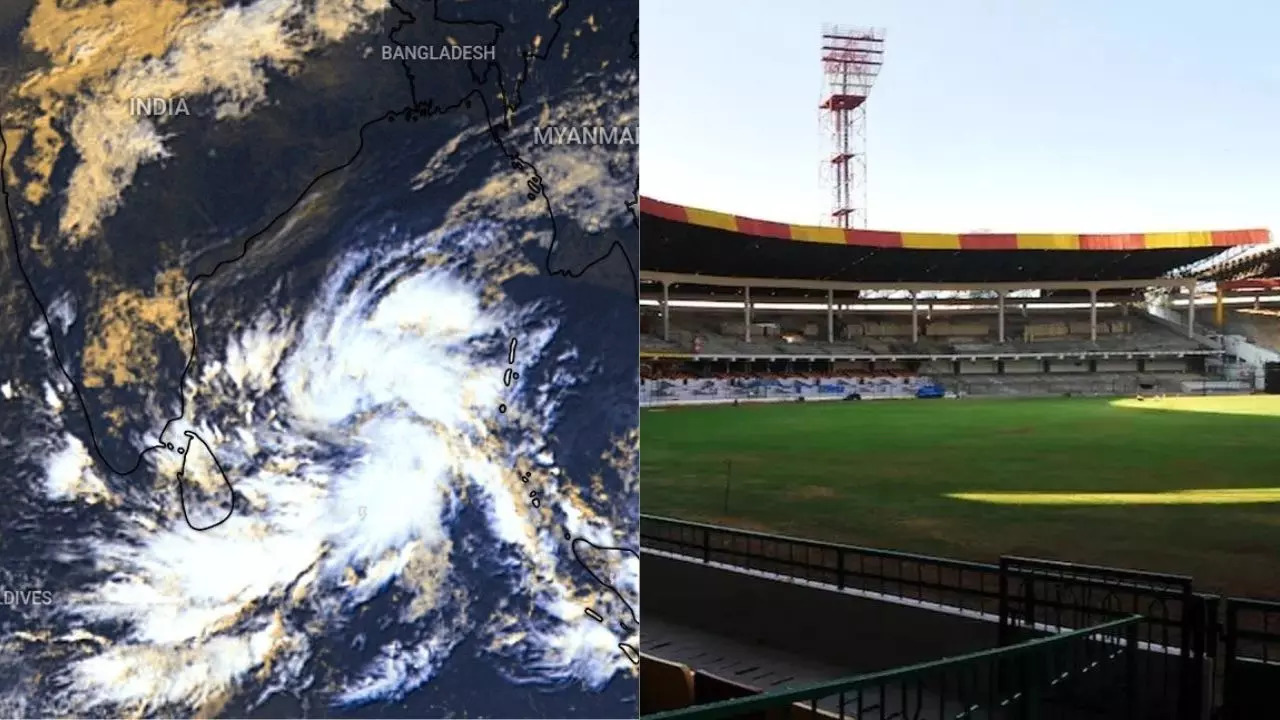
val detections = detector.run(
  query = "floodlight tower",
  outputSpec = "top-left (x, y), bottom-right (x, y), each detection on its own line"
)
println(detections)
top-left (820, 25), bottom-right (884, 229)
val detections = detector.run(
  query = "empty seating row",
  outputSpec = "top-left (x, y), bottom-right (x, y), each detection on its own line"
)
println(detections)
top-left (1023, 320), bottom-right (1129, 341)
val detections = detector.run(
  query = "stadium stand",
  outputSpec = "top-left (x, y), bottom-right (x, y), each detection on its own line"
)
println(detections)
top-left (1222, 308), bottom-right (1280, 352)
top-left (639, 197), bottom-right (1272, 405)
top-left (642, 310), bottom-right (1203, 356)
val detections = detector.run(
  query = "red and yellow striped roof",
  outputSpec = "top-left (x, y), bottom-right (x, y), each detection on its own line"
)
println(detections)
top-left (639, 197), bottom-right (1270, 251)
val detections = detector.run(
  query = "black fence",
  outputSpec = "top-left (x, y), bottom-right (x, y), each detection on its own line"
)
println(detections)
top-left (641, 514), bottom-right (1280, 719)
top-left (1221, 597), bottom-right (1280, 719)
top-left (646, 616), bottom-right (1145, 720)
top-left (997, 556), bottom-right (1216, 720)
top-left (641, 514), bottom-right (1003, 617)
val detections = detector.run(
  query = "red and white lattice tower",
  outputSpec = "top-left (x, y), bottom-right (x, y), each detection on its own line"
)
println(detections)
top-left (820, 25), bottom-right (884, 229)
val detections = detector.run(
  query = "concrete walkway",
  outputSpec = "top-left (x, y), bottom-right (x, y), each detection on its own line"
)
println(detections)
top-left (643, 615), bottom-right (856, 694)
top-left (641, 616), bottom-right (965, 718)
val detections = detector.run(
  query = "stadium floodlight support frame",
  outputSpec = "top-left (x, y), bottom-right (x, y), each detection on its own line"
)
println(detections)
top-left (820, 24), bottom-right (884, 229)
top-left (642, 271), bottom-right (1201, 347)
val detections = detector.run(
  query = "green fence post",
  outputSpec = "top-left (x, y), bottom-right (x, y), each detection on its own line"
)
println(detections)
top-left (1126, 621), bottom-right (1139, 720)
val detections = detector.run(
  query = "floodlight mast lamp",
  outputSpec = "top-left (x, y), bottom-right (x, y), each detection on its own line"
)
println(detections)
top-left (820, 25), bottom-right (884, 229)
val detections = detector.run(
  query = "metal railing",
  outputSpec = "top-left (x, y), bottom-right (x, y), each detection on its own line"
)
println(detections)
top-left (641, 514), bottom-right (1004, 617)
top-left (641, 514), bottom-right (1280, 718)
top-left (997, 556), bottom-right (1214, 720)
top-left (1221, 597), bottom-right (1280, 719)
top-left (643, 615), bottom-right (1145, 720)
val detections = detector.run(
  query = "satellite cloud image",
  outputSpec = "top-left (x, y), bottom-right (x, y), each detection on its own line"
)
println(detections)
top-left (0, 0), bottom-right (639, 717)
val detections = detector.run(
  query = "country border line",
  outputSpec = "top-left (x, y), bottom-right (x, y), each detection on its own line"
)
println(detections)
top-left (409, 0), bottom-right (639, 298)
top-left (0, 95), bottom-right (470, 530)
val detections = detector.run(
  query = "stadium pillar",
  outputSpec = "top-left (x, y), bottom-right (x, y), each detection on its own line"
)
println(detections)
top-left (997, 291), bottom-right (1006, 343)
top-left (1186, 282), bottom-right (1196, 337)
top-left (827, 289), bottom-right (834, 343)
top-left (661, 282), bottom-right (671, 341)
top-left (1089, 288), bottom-right (1098, 341)
top-left (910, 292), bottom-right (919, 343)
top-left (1215, 286), bottom-right (1225, 327)
top-left (744, 286), bottom-right (751, 342)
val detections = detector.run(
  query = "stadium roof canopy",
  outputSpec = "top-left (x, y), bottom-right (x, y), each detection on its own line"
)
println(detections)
top-left (1194, 244), bottom-right (1280, 283)
top-left (640, 197), bottom-right (1271, 286)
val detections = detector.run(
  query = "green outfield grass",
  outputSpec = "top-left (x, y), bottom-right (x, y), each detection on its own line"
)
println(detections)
top-left (641, 395), bottom-right (1280, 597)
